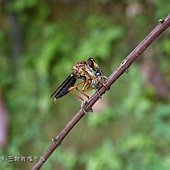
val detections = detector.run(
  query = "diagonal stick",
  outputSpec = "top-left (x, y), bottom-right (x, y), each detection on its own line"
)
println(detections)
top-left (32, 13), bottom-right (170, 170)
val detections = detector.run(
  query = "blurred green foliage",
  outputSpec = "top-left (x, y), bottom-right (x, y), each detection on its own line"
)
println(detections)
top-left (0, 0), bottom-right (170, 170)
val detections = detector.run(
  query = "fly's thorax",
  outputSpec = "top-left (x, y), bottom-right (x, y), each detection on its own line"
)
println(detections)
top-left (72, 61), bottom-right (90, 79)
top-left (85, 65), bottom-right (96, 78)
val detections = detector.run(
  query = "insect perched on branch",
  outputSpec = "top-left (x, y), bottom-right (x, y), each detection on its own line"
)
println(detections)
top-left (51, 58), bottom-right (107, 102)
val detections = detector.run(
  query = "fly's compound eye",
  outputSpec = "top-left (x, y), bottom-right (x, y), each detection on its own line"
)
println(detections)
top-left (87, 58), bottom-right (95, 68)
top-left (95, 69), bottom-right (102, 77)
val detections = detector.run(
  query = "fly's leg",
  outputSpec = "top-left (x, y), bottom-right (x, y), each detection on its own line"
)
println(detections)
top-left (69, 91), bottom-right (88, 114)
top-left (68, 81), bottom-right (85, 92)
top-left (101, 76), bottom-right (110, 91)
top-left (69, 80), bottom-right (93, 113)
top-left (69, 91), bottom-right (85, 101)
top-left (81, 100), bottom-right (87, 114)
top-left (81, 100), bottom-right (93, 114)
top-left (79, 81), bottom-right (93, 113)
top-left (94, 87), bottom-right (102, 98)
top-left (75, 88), bottom-right (93, 113)
top-left (80, 80), bottom-right (93, 112)
top-left (69, 88), bottom-right (92, 114)
top-left (76, 87), bottom-right (90, 99)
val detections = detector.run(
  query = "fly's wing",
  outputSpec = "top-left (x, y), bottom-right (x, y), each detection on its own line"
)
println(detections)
top-left (51, 74), bottom-right (77, 99)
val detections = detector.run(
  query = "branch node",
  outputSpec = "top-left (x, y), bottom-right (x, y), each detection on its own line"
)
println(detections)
top-left (103, 83), bottom-right (110, 91)
top-left (81, 101), bottom-right (93, 113)
top-left (81, 108), bottom-right (87, 114)
top-left (120, 59), bottom-right (127, 66)
top-left (159, 18), bottom-right (165, 23)
top-left (95, 89), bottom-right (102, 98)
top-left (40, 157), bottom-right (46, 163)
top-left (125, 67), bottom-right (129, 74)
top-left (51, 138), bottom-right (57, 142)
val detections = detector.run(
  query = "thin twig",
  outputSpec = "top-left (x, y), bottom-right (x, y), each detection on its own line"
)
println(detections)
top-left (32, 13), bottom-right (170, 170)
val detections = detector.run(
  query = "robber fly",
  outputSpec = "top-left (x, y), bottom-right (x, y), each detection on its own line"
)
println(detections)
top-left (51, 58), bottom-right (107, 102)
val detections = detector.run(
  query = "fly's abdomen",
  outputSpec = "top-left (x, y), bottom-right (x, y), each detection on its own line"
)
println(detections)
top-left (56, 76), bottom-right (76, 98)
top-left (51, 75), bottom-right (77, 100)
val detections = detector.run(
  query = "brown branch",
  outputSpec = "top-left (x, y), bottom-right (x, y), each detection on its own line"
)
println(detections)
top-left (32, 14), bottom-right (170, 170)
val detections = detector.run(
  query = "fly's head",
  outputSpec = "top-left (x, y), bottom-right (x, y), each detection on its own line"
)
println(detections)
top-left (87, 57), bottom-right (107, 89)
top-left (87, 58), bottom-right (103, 78)
top-left (86, 58), bottom-right (99, 71)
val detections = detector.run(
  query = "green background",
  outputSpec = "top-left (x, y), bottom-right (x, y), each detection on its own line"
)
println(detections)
top-left (0, 0), bottom-right (170, 169)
